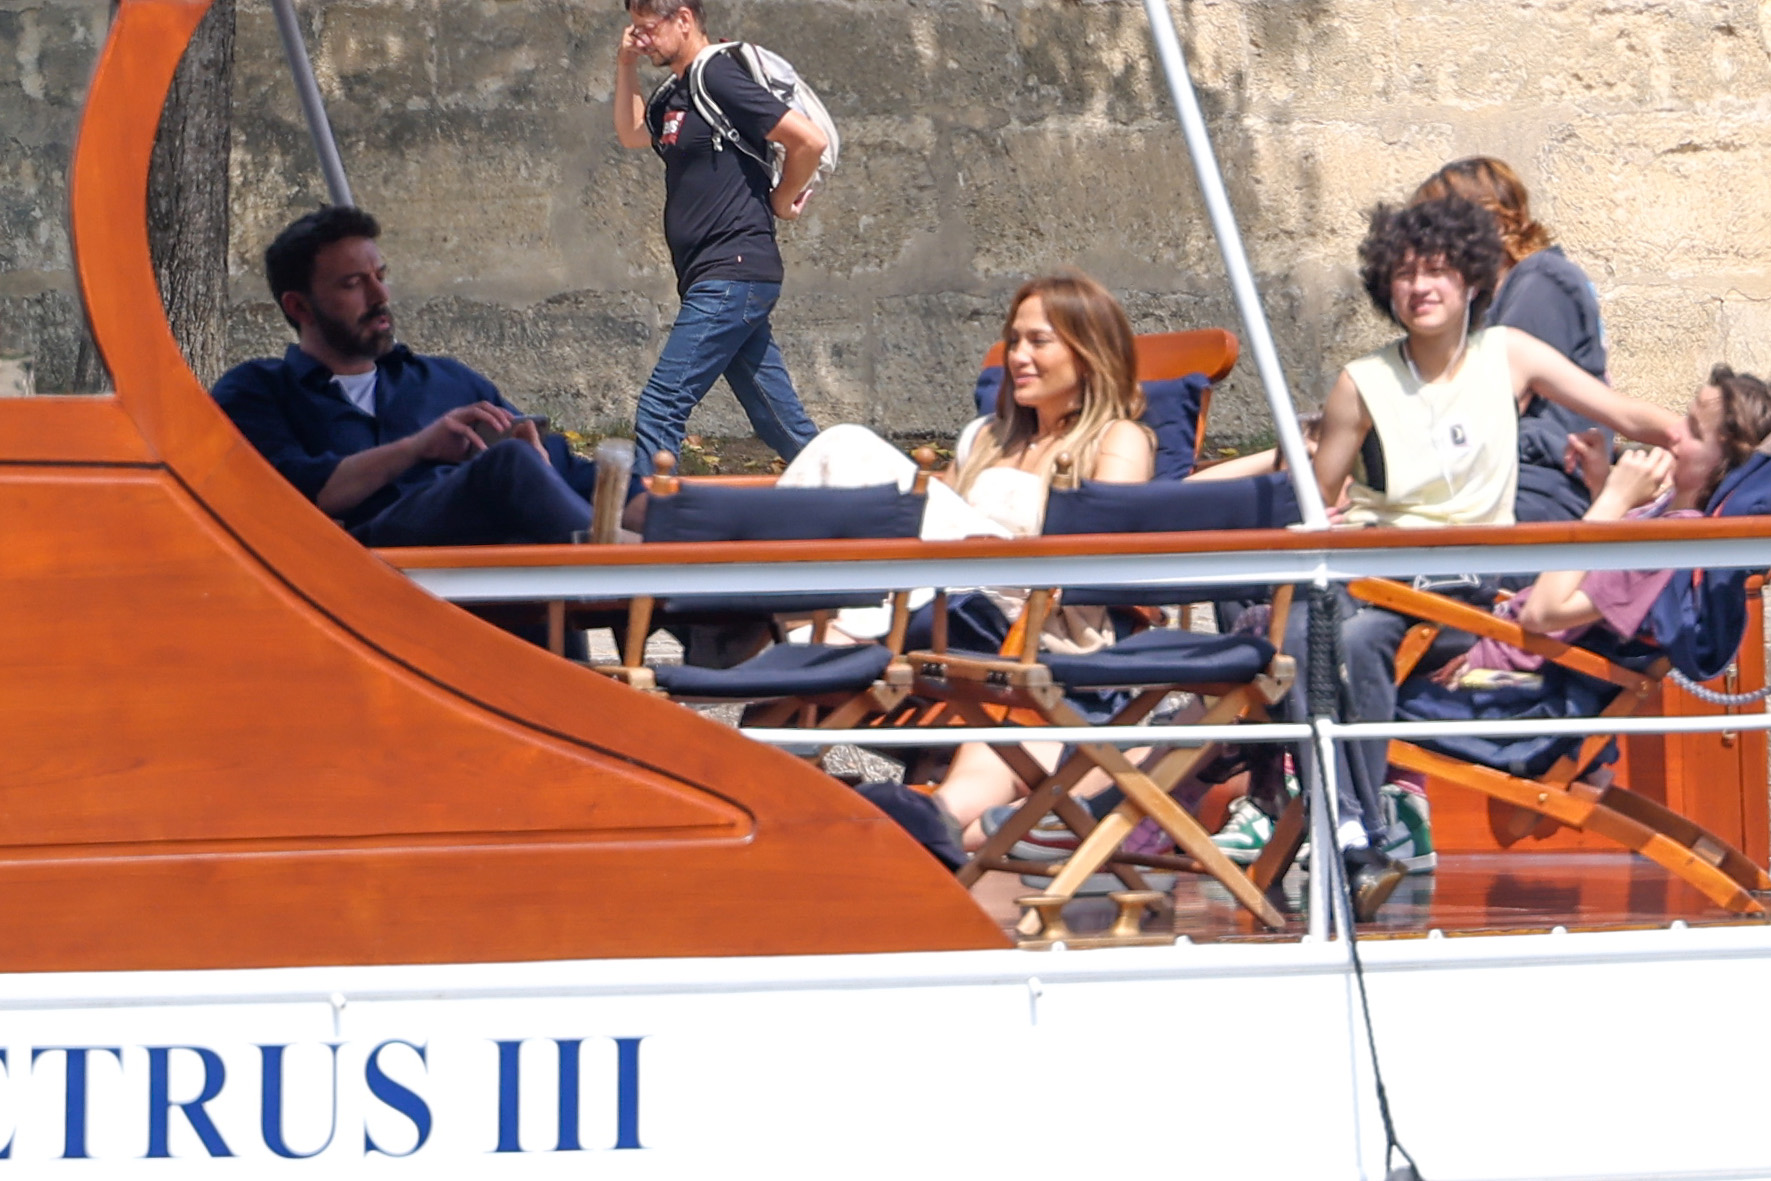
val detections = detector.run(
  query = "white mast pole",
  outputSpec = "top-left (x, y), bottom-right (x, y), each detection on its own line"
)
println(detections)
top-left (268, 0), bottom-right (355, 207)
top-left (1139, 0), bottom-right (1328, 530)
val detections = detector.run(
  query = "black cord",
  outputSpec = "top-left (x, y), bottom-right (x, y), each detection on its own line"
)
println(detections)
top-left (1342, 911), bottom-right (1422, 1181)
top-left (1305, 583), bottom-right (1424, 1181)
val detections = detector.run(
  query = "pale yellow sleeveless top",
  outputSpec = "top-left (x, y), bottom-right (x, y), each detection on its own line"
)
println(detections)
top-left (1341, 326), bottom-right (1518, 528)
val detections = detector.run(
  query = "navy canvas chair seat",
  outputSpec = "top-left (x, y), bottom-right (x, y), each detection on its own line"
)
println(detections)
top-left (655, 642), bottom-right (894, 699)
top-left (1041, 629), bottom-right (1274, 689)
top-left (1396, 668), bottom-right (1620, 780)
top-left (903, 471), bottom-right (1303, 936)
top-left (1327, 572), bottom-right (1771, 915)
top-left (596, 461), bottom-right (930, 741)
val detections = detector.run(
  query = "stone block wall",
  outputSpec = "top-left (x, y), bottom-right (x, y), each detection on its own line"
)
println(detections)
top-left (7, 0), bottom-right (1771, 446)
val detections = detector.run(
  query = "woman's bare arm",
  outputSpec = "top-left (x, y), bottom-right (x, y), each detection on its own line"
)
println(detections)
top-left (1088, 420), bottom-right (1156, 483)
top-left (1188, 449), bottom-right (1280, 481)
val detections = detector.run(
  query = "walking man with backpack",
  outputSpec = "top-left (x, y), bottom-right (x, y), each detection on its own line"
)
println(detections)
top-left (614, 0), bottom-right (829, 475)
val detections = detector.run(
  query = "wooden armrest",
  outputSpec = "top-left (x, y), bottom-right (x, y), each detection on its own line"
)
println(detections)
top-left (1346, 577), bottom-right (1652, 688)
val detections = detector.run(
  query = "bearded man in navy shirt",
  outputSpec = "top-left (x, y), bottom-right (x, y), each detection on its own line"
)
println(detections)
top-left (613, 0), bottom-right (827, 475)
top-left (213, 205), bottom-right (598, 548)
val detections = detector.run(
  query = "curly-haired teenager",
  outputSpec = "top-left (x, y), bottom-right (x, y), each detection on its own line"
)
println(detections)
top-left (1274, 195), bottom-right (1659, 918)
top-left (1413, 157), bottom-right (1611, 523)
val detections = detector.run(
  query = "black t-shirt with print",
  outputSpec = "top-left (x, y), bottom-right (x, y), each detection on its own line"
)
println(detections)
top-left (647, 54), bottom-right (789, 296)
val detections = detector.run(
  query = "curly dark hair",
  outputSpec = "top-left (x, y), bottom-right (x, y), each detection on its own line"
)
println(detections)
top-left (1358, 195), bottom-right (1507, 329)
top-left (265, 206), bottom-right (381, 330)
top-left (1701, 363), bottom-right (1771, 509)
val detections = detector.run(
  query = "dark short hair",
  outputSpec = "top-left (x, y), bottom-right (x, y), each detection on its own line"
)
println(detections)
top-left (624, 0), bottom-right (703, 25)
top-left (265, 206), bottom-right (382, 330)
top-left (1357, 195), bottom-right (1506, 329)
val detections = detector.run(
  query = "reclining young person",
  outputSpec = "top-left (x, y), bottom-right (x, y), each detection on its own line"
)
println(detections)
top-left (1435, 365), bottom-right (1771, 685)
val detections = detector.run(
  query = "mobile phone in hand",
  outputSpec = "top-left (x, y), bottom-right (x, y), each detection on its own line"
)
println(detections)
top-left (473, 414), bottom-right (549, 446)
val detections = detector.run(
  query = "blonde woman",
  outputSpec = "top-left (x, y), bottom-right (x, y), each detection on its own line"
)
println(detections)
top-left (779, 273), bottom-right (1156, 844)
top-left (778, 271), bottom-right (1154, 651)
top-left (781, 271), bottom-right (1153, 542)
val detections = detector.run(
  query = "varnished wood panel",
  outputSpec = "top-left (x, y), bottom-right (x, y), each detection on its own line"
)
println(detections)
top-left (35, 0), bottom-right (1009, 968)
top-left (0, 397), bottom-right (157, 464)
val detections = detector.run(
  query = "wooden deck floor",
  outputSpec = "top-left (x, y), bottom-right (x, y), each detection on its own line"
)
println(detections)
top-left (971, 852), bottom-right (1770, 944)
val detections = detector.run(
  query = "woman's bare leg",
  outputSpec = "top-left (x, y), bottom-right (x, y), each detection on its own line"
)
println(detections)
top-left (933, 740), bottom-right (1067, 850)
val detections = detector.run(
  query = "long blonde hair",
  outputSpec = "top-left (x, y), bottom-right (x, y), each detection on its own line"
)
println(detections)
top-left (953, 272), bottom-right (1145, 496)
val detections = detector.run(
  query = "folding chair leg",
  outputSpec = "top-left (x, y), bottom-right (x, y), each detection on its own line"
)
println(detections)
top-left (1249, 794), bottom-right (1308, 893)
top-left (1579, 781), bottom-right (1771, 893)
top-left (956, 737), bottom-right (1147, 892)
top-left (1091, 754), bottom-right (1287, 929)
top-left (1392, 743), bottom-right (1767, 915)
top-left (1017, 808), bottom-right (1142, 936)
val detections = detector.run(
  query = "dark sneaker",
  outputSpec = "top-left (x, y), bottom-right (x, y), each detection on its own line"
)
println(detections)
top-left (1343, 846), bottom-right (1406, 922)
top-left (980, 804), bottom-right (1079, 861)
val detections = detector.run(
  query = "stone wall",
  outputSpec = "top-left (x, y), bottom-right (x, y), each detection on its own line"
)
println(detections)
top-left (7, 0), bottom-right (1771, 446)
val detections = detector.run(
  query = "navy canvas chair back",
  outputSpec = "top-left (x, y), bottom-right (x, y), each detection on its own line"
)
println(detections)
top-left (1043, 471), bottom-right (1300, 535)
top-left (1647, 448), bottom-right (1771, 681)
top-left (644, 482), bottom-right (925, 615)
top-left (1042, 473), bottom-right (1301, 606)
top-left (644, 481), bottom-right (924, 542)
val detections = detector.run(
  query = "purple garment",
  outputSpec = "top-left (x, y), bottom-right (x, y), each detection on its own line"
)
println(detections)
top-left (1462, 504), bottom-right (1698, 672)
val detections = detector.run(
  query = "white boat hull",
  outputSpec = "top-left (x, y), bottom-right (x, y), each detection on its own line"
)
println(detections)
top-left (3, 925), bottom-right (1768, 1178)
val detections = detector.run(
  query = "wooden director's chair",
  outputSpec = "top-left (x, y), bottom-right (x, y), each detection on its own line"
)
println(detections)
top-left (906, 473), bottom-right (1306, 938)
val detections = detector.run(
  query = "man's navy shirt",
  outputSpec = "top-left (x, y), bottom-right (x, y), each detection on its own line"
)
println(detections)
top-left (212, 343), bottom-right (596, 531)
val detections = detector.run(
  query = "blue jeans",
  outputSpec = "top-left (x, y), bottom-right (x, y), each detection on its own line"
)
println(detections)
top-left (349, 439), bottom-right (590, 548)
top-left (632, 280), bottom-right (819, 476)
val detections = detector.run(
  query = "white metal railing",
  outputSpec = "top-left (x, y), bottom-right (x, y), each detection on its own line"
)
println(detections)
top-left (398, 529), bottom-right (1771, 602)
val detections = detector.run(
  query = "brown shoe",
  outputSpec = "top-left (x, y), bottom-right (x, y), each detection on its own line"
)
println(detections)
top-left (1344, 846), bottom-right (1405, 922)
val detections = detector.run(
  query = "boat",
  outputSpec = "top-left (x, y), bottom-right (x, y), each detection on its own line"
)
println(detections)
top-left (6, 0), bottom-right (1771, 1174)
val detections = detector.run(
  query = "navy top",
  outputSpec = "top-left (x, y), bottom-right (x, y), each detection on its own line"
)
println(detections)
top-left (1488, 246), bottom-right (1611, 523)
top-left (647, 54), bottom-right (788, 295)
top-left (212, 343), bottom-right (597, 531)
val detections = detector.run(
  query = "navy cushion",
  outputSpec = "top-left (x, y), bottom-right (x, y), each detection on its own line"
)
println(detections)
top-left (1396, 668), bottom-right (1619, 779)
top-left (1647, 451), bottom-right (1771, 681)
top-left (974, 367), bottom-right (1209, 479)
top-left (1042, 474), bottom-right (1300, 606)
top-left (654, 642), bottom-right (894, 698)
top-left (644, 482), bottom-right (924, 543)
top-left (1039, 629), bottom-right (1274, 689)
top-left (1043, 472), bottom-right (1301, 536)
top-left (645, 482), bottom-right (925, 617)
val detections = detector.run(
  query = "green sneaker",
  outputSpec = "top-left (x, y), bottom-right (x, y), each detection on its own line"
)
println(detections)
top-left (1210, 796), bottom-right (1274, 865)
top-left (1379, 783), bottom-right (1436, 874)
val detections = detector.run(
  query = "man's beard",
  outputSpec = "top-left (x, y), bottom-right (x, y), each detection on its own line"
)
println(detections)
top-left (314, 303), bottom-right (394, 363)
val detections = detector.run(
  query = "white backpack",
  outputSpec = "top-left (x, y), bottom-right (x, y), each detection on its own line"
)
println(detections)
top-left (651, 41), bottom-right (840, 198)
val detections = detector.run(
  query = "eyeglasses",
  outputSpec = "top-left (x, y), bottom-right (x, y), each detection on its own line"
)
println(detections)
top-left (629, 12), bottom-right (677, 43)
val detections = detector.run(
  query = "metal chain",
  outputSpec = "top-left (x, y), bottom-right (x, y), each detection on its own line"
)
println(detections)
top-left (1667, 666), bottom-right (1771, 707)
